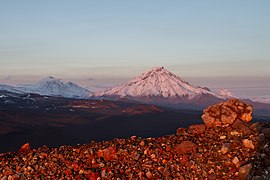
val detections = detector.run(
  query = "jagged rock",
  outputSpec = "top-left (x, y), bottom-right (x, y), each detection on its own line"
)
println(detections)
top-left (232, 119), bottom-right (252, 135)
top-left (238, 164), bottom-right (253, 179)
top-left (187, 124), bottom-right (206, 135)
top-left (175, 141), bottom-right (197, 155)
top-left (208, 174), bottom-right (217, 180)
top-left (97, 146), bottom-right (118, 160)
top-left (179, 155), bottom-right (189, 165)
top-left (201, 98), bottom-right (253, 128)
top-left (262, 128), bottom-right (270, 139)
top-left (176, 128), bottom-right (186, 135)
top-left (232, 157), bottom-right (240, 167)
top-left (220, 135), bottom-right (226, 139)
top-left (258, 133), bottom-right (265, 143)
top-left (242, 139), bottom-right (255, 149)
top-left (145, 171), bottom-right (153, 179)
top-left (139, 140), bottom-right (145, 146)
top-left (220, 143), bottom-right (231, 154)
top-left (18, 143), bottom-right (31, 154)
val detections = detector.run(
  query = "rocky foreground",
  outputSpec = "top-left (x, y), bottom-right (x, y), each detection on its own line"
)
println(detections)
top-left (1, 99), bottom-right (270, 179)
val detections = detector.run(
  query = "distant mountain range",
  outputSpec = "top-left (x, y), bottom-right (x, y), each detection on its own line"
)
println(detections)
top-left (0, 76), bottom-right (90, 98)
top-left (0, 67), bottom-right (269, 109)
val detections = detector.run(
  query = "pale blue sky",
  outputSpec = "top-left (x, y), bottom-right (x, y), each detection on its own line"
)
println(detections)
top-left (0, 1), bottom-right (270, 96)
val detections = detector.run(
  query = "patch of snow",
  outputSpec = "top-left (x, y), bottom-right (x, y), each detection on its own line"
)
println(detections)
top-left (4, 100), bottom-right (14, 104)
top-left (0, 95), bottom-right (7, 98)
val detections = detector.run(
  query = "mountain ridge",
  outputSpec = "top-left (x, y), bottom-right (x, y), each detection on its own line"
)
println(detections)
top-left (0, 77), bottom-right (90, 98)
top-left (91, 67), bottom-right (234, 108)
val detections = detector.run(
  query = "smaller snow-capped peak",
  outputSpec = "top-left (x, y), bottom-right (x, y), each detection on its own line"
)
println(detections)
top-left (17, 76), bottom-right (91, 98)
top-left (216, 89), bottom-right (237, 99)
top-left (24, 76), bottom-right (66, 95)
top-left (92, 67), bottom-right (218, 99)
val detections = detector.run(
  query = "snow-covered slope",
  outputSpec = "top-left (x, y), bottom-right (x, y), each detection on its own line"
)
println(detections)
top-left (66, 82), bottom-right (90, 95)
top-left (0, 84), bottom-right (24, 94)
top-left (92, 67), bottom-right (229, 106)
top-left (216, 89), bottom-right (237, 99)
top-left (252, 97), bottom-right (270, 104)
top-left (17, 76), bottom-right (91, 98)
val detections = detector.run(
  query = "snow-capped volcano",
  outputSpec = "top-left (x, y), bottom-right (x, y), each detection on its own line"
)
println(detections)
top-left (92, 67), bottom-right (228, 107)
top-left (93, 67), bottom-right (212, 98)
top-left (17, 76), bottom-right (90, 98)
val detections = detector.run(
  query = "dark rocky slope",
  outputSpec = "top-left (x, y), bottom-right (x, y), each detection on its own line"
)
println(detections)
top-left (1, 99), bottom-right (270, 179)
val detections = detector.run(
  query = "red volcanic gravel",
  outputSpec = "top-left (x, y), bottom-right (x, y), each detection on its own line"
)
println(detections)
top-left (1, 121), bottom-right (269, 179)
top-left (1, 99), bottom-right (270, 179)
